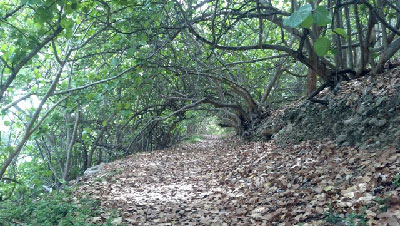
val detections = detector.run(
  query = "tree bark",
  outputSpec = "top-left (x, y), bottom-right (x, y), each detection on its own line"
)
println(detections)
top-left (306, 68), bottom-right (317, 95)
top-left (62, 110), bottom-right (80, 181)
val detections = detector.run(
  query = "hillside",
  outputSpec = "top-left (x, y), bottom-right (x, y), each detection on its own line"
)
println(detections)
top-left (256, 62), bottom-right (400, 151)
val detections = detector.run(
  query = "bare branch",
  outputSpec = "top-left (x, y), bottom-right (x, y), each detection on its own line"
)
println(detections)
top-left (1, 93), bottom-right (35, 114)
top-left (53, 66), bottom-right (137, 95)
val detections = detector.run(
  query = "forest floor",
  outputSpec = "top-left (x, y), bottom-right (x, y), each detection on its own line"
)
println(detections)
top-left (73, 135), bottom-right (400, 225)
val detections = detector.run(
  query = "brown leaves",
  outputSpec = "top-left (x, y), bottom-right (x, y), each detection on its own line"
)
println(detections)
top-left (73, 136), bottom-right (400, 225)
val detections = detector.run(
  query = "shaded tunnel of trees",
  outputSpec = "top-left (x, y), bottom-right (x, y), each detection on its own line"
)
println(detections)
top-left (1, 0), bottom-right (400, 195)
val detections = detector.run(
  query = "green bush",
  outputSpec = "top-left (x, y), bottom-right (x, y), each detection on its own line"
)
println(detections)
top-left (0, 188), bottom-right (107, 226)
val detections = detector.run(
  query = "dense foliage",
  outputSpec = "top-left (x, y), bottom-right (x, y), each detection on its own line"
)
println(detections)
top-left (0, 187), bottom-right (117, 225)
top-left (1, 0), bottom-right (400, 219)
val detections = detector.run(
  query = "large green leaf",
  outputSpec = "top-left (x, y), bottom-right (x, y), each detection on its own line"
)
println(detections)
top-left (301, 14), bottom-right (313, 28)
top-left (333, 28), bottom-right (348, 39)
top-left (314, 37), bottom-right (331, 56)
top-left (312, 6), bottom-right (331, 26)
top-left (283, 4), bottom-right (312, 28)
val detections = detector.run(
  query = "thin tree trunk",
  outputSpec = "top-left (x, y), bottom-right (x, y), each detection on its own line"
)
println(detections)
top-left (96, 148), bottom-right (103, 165)
top-left (82, 144), bottom-right (88, 172)
top-left (365, 11), bottom-right (377, 69)
top-left (0, 62), bottom-right (68, 180)
top-left (378, 0), bottom-right (388, 49)
top-left (62, 110), bottom-right (80, 181)
top-left (344, 5), bottom-right (354, 70)
top-left (87, 113), bottom-right (115, 167)
top-left (334, 2), bottom-right (344, 70)
top-left (374, 37), bottom-right (400, 73)
top-left (354, 3), bottom-right (365, 75)
top-left (260, 57), bottom-right (288, 105)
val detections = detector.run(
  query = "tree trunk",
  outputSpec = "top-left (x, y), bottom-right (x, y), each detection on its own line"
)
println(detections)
top-left (344, 5), bottom-right (354, 70)
top-left (62, 110), bottom-right (80, 181)
top-left (306, 68), bottom-right (317, 95)
top-left (87, 113), bottom-right (115, 167)
top-left (0, 61), bottom-right (68, 180)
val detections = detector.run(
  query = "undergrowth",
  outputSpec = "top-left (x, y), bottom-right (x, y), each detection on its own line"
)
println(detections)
top-left (324, 203), bottom-right (367, 226)
top-left (393, 173), bottom-right (400, 187)
top-left (184, 134), bottom-right (204, 143)
top-left (0, 187), bottom-right (116, 226)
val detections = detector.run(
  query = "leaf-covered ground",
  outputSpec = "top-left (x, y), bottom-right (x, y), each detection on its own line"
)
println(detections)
top-left (73, 135), bottom-right (400, 225)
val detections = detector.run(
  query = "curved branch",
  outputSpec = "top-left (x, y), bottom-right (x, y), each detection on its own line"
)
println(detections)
top-left (0, 26), bottom-right (63, 104)
top-left (203, 97), bottom-right (247, 119)
top-left (53, 66), bottom-right (137, 95)
top-left (1, 5), bottom-right (24, 21)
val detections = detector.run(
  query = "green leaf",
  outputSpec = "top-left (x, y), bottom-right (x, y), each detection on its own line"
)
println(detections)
top-left (71, 1), bottom-right (79, 10)
top-left (370, 48), bottom-right (378, 59)
top-left (61, 18), bottom-right (74, 38)
top-left (324, 186), bottom-right (333, 192)
top-left (22, 0), bottom-right (41, 5)
top-left (283, 4), bottom-right (312, 28)
top-left (4, 121), bottom-right (10, 126)
top-left (102, 120), bottom-right (107, 126)
top-left (86, 93), bottom-right (96, 100)
top-left (84, 127), bottom-right (92, 133)
top-left (312, 6), bottom-right (331, 26)
top-left (111, 57), bottom-right (118, 66)
top-left (35, 7), bottom-right (53, 23)
top-left (314, 37), bottom-right (331, 56)
top-left (5, 146), bottom-right (14, 153)
top-left (333, 28), bottom-right (348, 39)
top-left (301, 14), bottom-right (313, 28)
top-left (117, 102), bottom-right (123, 111)
top-left (82, 132), bottom-right (89, 141)
top-left (61, 18), bottom-right (74, 29)
top-left (140, 34), bottom-right (148, 43)
top-left (127, 47), bottom-right (136, 57)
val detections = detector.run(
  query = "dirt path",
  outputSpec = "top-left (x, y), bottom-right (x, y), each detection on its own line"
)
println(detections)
top-left (74, 136), bottom-right (400, 225)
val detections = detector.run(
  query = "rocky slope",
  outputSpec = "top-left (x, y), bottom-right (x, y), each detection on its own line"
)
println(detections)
top-left (259, 64), bottom-right (400, 150)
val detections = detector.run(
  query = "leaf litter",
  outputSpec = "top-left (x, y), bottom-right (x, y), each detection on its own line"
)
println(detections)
top-left (72, 135), bottom-right (400, 225)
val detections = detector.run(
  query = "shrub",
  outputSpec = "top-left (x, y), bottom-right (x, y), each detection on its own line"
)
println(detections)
top-left (0, 188), bottom-right (106, 226)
